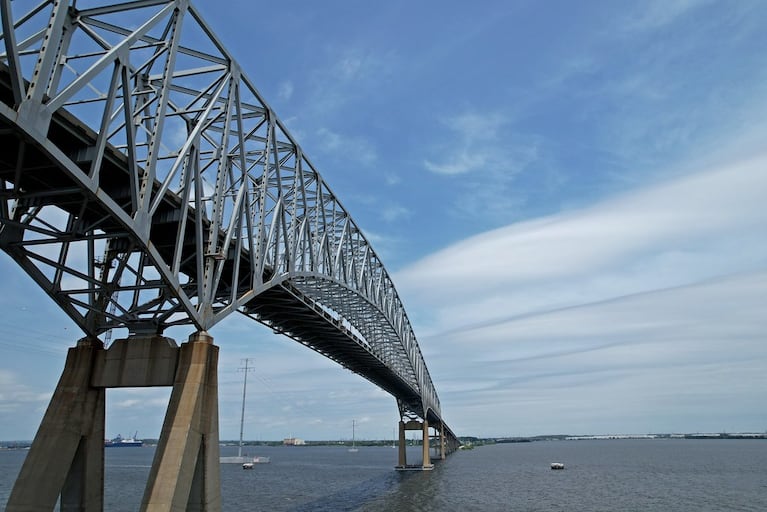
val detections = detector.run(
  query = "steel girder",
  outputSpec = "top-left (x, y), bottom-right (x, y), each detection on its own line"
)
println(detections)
top-left (0, 0), bottom-right (443, 421)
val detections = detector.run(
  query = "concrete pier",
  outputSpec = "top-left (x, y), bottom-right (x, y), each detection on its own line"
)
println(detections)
top-left (440, 423), bottom-right (446, 460)
top-left (7, 338), bottom-right (106, 511)
top-left (395, 419), bottom-right (434, 471)
top-left (398, 420), bottom-right (407, 467)
top-left (141, 331), bottom-right (221, 511)
top-left (421, 420), bottom-right (431, 468)
top-left (6, 332), bottom-right (222, 512)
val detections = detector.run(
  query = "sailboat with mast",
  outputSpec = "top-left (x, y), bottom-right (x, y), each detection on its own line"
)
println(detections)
top-left (348, 419), bottom-right (359, 452)
top-left (220, 359), bottom-right (270, 467)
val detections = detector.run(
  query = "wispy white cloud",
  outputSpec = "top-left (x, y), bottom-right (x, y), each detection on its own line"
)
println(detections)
top-left (0, 370), bottom-right (51, 409)
top-left (277, 80), bottom-right (294, 101)
top-left (563, 1), bottom-right (767, 185)
top-left (384, 173), bottom-right (401, 186)
top-left (0, 369), bottom-right (55, 437)
top-left (399, 154), bottom-right (767, 323)
top-left (396, 154), bottom-right (767, 435)
top-left (430, 272), bottom-right (767, 436)
top-left (423, 111), bottom-right (508, 176)
top-left (381, 204), bottom-right (410, 223)
top-left (421, 109), bottom-right (543, 225)
top-left (305, 45), bottom-right (396, 118)
top-left (315, 127), bottom-right (377, 166)
top-left (623, 0), bottom-right (710, 32)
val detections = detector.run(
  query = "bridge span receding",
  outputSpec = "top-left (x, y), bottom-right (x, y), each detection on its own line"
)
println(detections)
top-left (0, 0), bottom-right (458, 509)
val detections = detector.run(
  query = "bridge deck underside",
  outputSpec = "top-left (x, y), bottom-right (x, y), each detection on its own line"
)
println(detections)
top-left (245, 285), bottom-right (422, 411)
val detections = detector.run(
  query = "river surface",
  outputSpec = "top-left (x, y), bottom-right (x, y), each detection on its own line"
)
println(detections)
top-left (1, 439), bottom-right (766, 511)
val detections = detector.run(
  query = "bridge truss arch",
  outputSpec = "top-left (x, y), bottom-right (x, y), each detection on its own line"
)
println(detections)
top-left (0, 0), bottom-right (450, 426)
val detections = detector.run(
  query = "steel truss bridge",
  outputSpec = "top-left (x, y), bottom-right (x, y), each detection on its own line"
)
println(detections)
top-left (0, 0), bottom-right (457, 456)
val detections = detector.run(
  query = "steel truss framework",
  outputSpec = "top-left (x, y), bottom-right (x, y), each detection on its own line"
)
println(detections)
top-left (0, 0), bottom-right (454, 434)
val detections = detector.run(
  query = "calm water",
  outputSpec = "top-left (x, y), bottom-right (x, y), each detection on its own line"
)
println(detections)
top-left (1, 440), bottom-right (766, 511)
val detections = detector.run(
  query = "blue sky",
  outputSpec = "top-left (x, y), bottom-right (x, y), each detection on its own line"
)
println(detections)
top-left (1, 0), bottom-right (766, 441)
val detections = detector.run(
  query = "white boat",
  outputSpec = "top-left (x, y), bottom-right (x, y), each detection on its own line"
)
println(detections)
top-left (550, 462), bottom-right (565, 470)
top-left (348, 419), bottom-right (358, 452)
top-left (243, 457), bottom-right (270, 469)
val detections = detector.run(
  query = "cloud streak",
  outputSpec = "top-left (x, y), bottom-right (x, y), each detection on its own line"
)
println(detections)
top-left (395, 153), bottom-right (767, 435)
top-left (424, 112), bottom-right (509, 176)
top-left (425, 271), bottom-right (767, 436)
top-left (399, 154), bottom-right (767, 320)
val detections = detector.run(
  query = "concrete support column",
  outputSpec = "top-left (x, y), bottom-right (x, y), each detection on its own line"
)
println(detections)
top-left (440, 423), bottom-right (446, 460)
top-left (398, 420), bottom-right (407, 467)
top-left (141, 331), bottom-right (221, 512)
top-left (7, 338), bottom-right (105, 512)
top-left (422, 420), bottom-right (431, 468)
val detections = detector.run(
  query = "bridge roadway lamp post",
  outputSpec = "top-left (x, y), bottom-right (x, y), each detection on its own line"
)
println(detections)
top-left (0, 0), bottom-right (460, 508)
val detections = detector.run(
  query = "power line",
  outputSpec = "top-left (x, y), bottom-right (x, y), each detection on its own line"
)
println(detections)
top-left (236, 358), bottom-right (255, 457)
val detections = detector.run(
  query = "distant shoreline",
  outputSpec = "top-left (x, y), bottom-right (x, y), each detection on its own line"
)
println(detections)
top-left (493, 432), bottom-right (767, 443)
top-left (2, 432), bottom-right (765, 450)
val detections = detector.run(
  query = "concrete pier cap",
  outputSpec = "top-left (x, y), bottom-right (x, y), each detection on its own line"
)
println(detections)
top-left (188, 330), bottom-right (214, 344)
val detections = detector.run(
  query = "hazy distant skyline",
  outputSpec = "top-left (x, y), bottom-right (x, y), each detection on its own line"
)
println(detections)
top-left (1, 0), bottom-right (766, 442)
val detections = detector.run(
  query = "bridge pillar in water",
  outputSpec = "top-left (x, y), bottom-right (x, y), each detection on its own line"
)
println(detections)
top-left (395, 419), bottom-right (434, 471)
top-left (440, 423), bottom-right (446, 460)
top-left (7, 337), bottom-right (106, 511)
top-left (141, 331), bottom-right (221, 511)
top-left (421, 420), bottom-right (431, 468)
top-left (6, 332), bottom-right (222, 512)
top-left (398, 420), bottom-right (407, 467)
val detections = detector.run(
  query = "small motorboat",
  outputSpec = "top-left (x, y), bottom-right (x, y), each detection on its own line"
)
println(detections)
top-left (242, 462), bottom-right (254, 470)
top-left (550, 462), bottom-right (565, 470)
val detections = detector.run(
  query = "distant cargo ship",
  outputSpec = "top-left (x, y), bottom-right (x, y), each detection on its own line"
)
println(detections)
top-left (105, 433), bottom-right (143, 447)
